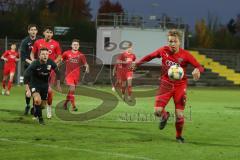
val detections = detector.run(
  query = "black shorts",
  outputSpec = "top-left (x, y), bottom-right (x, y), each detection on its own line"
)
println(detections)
top-left (30, 86), bottom-right (48, 100)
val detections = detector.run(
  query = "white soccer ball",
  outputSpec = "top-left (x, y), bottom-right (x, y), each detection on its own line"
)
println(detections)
top-left (168, 65), bottom-right (184, 80)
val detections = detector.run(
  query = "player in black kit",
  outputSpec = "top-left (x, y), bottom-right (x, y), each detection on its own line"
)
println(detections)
top-left (24, 47), bottom-right (61, 125)
top-left (20, 24), bottom-right (41, 115)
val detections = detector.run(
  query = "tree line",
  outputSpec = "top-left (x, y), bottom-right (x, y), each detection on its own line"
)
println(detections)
top-left (0, 0), bottom-right (239, 49)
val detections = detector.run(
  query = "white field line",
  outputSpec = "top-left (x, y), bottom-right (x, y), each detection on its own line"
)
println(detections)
top-left (0, 138), bottom-right (155, 160)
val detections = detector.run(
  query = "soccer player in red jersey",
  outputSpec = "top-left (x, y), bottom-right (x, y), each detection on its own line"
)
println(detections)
top-left (118, 44), bottom-right (136, 101)
top-left (30, 26), bottom-right (62, 118)
top-left (1, 43), bottom-right (20, 96)
top-left (133, 29), bottom-right (204, 143)
top-left (62, 39), bottom-right (89, 111)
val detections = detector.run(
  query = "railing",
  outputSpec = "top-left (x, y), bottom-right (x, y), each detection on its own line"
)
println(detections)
top-left (96, 13), bottom-right (186, 29)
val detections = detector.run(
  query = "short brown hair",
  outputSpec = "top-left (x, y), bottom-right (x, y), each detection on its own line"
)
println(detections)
top-left (72, 39), bottom-right (80, 43)
top-left (168, 29), bottom-right (182, 39)
top-left (28, 24), bottom-right (38, 30)
top-left (43, 26), bottom-right (53, 32)
top-left (40, 47), bottom-right (49, 53)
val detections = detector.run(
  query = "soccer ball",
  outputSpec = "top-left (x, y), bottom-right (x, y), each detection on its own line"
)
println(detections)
top-left (168, 65), bottom-right (184, 80)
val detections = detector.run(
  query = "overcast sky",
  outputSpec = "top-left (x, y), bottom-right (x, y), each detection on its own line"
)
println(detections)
top-left (90, 0), bottom-right (240, 30)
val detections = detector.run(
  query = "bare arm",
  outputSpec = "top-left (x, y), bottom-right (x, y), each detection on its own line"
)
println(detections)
top-left (55, 55), bottom-right (62, 66)
top-left (30, 51), bottom-right (35, 62)
top-left (84, 63), bottom-right (89, 73)
top-left (1, 55), bottom-right (7, 62)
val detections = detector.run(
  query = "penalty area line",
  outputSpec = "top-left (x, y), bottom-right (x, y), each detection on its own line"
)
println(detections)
top-left (0, 138), bottom-right (155, 160)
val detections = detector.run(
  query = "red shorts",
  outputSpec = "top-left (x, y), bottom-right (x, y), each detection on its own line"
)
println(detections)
top-left (155, 80), bottom-right (187, 110)
top-left (65, 73), bottom-right (79, 86)
top-left (121, 71), bottom-right (133, 81)
top-left (3, 64), bottom-right (16, 75)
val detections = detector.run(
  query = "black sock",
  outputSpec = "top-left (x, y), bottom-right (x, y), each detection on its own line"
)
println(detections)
top-left (35, 105), bottom-right (42, 119)
top-left (25, 96), bottom-right (31, 106)
top-left (31, 105), bottom-right (36, 116)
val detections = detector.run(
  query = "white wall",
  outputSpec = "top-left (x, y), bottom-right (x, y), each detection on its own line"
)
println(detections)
top-left (96, 27), bottom-right (184, 65)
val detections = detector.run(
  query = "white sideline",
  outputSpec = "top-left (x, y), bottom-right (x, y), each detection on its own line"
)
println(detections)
top-left (0, 138), bottom-right (155, 160)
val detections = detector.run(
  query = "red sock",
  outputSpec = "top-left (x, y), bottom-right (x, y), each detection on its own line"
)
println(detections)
top-left (161, 109), bottom-right (167, 117)
top-left (47, 89), bottom-right (53, 105)
top-left (64, 99), bottom-right (69, 107)
top-left (70, 94), bottom-right (76, 108)
top-left (64, 92), bottom-right (71, 107)
top-left (127, 86), bottom-right (132, 96)
top-left (175, 117), bottom-right (184, 137)
top-left (67, 91), bottom-right (75, 108)
top-left (7, 81), bottom-right (12, 90)
top-left (2, 80), bottom-right (6, 89)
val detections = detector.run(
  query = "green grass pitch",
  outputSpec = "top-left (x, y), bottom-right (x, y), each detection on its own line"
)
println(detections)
top-left (0, 86), bottom-right (240, 160)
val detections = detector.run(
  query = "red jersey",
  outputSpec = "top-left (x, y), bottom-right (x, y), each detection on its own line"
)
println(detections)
top-left (115, 55), bottom-right (123, 70)
top-left (119, 52), bottom-right (136, 72)
top-left (2, 50), bottom-right (19, 66)
top-left (137, 46), bottom-right (204, 83)
top-left (32, 38), bottom-right (61, 61)
top-left (62, 50), bottom-right (87, 77)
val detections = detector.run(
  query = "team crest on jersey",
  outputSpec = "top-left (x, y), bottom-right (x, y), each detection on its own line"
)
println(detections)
top-left (47, 65), bottom-right (51, 70)
top-left (50, 45), bottom-right (54, 49)
top-left (178, 58), bottom-right (184, 64)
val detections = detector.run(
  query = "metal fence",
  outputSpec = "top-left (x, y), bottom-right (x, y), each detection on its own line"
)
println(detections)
top-left (96, 13), bottom-right (186, 30)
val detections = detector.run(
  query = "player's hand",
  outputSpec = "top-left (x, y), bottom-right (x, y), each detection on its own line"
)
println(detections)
top-left (192, 68), bottom-right (200, 81)
top-left (85, 64), bottom-right (90, 73)
top-left (56, 80), bottom-right (62, 92)
top-left (25, 85), bottom-right (31, 97)
top-left (3, 58), bottom-right (8, 62)
top-left (26, 59), bottom-right (32, 64)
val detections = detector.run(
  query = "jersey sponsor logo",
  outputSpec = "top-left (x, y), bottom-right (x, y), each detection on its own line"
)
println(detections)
top-left (9, 55), bottom-right (16, 59)
top-left (165, 60), bottom-right (179, 67)
top-left (47, 65), bottom-right (51, 70)
top-left (36, 67), bottom-right (41, 71)
top-left (126, 58), bottom-right (132, 62)
top-left (69, 58), bottom-right (79, 63)
top-left (40, 72), bottom-right (49, 76)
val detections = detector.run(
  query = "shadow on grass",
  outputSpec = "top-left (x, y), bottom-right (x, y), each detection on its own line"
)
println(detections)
top-left (0, 109), bottom-right (23, 115)
top-left (186, 141), bottom-right (240, 148)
